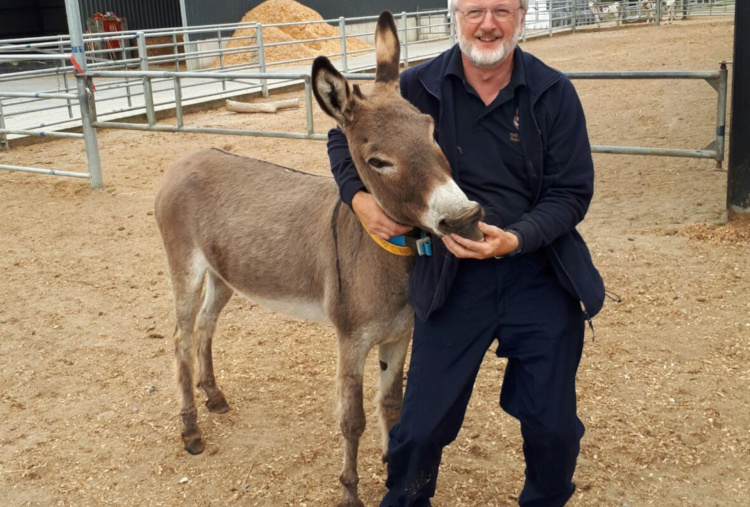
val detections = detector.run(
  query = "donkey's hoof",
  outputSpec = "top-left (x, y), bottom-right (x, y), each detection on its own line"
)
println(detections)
top-left (337, 500), bottom-right (365, 507)
top-left (183, 436), bottom-right (205, 455)
top-left (205, 396), bottom-right (230, 414)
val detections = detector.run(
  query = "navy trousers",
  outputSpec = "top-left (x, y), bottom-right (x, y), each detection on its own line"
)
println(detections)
top-left (381, 251), bottom-right (586, 507)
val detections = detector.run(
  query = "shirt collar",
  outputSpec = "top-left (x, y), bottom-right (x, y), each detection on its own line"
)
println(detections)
top-left (446, 45), bottom-right (526, 92)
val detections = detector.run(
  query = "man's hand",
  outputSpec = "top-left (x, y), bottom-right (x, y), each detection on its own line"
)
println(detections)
top-left (442, 222), bottom-right (519, 259)
top-left (352, 191), bottom-right (413, 240)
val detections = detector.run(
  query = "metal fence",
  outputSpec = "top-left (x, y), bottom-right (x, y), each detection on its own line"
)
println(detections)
top-left (0, 0), bottom-right (736, 188)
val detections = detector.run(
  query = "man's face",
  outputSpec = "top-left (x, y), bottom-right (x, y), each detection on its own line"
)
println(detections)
top-left (455, 0), bottom-right (526, 69)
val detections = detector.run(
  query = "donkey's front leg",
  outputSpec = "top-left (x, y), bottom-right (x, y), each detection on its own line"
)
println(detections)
top-left (336, 336), bottom-right (369, 507)
top-left (376, 334), bottom-right (410, 463)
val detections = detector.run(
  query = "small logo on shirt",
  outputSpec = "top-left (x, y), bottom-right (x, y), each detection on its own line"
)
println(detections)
top-left (510, 108), bottom-right (521, 143)
top-left (509, 108), bottom-right (520, 142)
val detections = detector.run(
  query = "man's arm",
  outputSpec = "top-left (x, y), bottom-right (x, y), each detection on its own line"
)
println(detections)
top-left (328, 126), bottom-right (366, 208)
top-left (443, 78), bottom-right (593, 260)
top-left (504, 78), bottom-right (595, 253)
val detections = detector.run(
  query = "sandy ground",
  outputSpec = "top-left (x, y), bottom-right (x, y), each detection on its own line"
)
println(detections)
top-left (1, 17), bottom-right (747, 507)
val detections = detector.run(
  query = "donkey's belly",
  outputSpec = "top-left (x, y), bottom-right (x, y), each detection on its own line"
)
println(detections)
top-left (234, 289), bottom-right (331, 325)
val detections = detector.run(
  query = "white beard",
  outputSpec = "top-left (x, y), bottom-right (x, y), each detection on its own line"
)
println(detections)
top-left (457, 21), bottom-right (523, 69)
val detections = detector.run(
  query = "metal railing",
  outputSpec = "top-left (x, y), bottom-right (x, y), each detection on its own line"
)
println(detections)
top-left (0, 53), bottom-right (97, 182)
top-left (81, 64), bottom-right (728, 167)
top-left (572, 66), bottom-right (729, 168)
top-left (0, 0), bottom-right (735, 187)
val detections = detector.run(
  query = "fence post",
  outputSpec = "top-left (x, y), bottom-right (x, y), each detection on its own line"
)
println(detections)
top-left (305, 77), bottom-right (314, 137)
top-left (174, 77), bottom-right (184, 128)
top-left (339, 17), bottom-right (348, 73)
top-left (257, 23), bottom-right (268, 98)
top-left (173, 33), bottom-right (180, 72)
top-left (572, 0), bottom-right (578, 33)
top-left (58, 36), bottom-right (74, 119)
top-left (549, 2), bottom-right (554, 37)
top-left (656, 0), bottom-right (662, 25)
top-left (401, 12), bottom-right (409, 67)
top-left (450, 11), bottom-right (456, 45)
top-left (0, 100), bottom-right (8, 151)
top-left (727, 1), bottom-right (750, 213)
top-left (64, 0), bottom-right (103, 189)
top-left (218, 28), bottom-right (227, 91)
top-left (715, 62), bottom-right (728, 169)
top-left (136, 32), bottom-right (156, 126)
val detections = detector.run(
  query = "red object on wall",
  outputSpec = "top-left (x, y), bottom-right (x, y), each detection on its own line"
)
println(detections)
top-left (92, 12), bottom-right (124, 50)
top-left (102, 20), bottom-right (122, 48)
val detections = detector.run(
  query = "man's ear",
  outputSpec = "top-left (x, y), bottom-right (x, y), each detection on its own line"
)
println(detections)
top-left (312, 56), bottom-right (355, 126)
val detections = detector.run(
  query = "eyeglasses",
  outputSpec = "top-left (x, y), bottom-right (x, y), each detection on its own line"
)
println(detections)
top-left (457, 6), bottom-right (523, 23)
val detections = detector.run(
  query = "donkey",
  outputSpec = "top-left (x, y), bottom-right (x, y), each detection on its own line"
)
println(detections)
top-left (588, 1), bottom-right (622, 28)
top-left (154, 11), bottom-right (484, 507)
top-left (663, 0), bottom-right (676, 25)
top-left (642, 0), bottom-right (656, 24)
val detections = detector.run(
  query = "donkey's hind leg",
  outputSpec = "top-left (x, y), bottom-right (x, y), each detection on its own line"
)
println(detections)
top-left (376, 334), bottom-right (410, 464)
top-left (170, 254), bottom-right (208, 455)
top-left (196, 270), bottom-right (233, 413)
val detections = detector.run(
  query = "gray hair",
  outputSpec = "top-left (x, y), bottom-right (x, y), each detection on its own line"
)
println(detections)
top-left (450, 0), bottom-right (529, 13)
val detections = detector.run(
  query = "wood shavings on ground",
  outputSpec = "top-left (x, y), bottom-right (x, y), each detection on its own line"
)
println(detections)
top-left (216, 0), bottom-right (371, 68)
top-left (681, 213), bottom-right (750, 246)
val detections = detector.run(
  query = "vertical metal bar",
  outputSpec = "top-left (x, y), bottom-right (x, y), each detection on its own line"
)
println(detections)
top-left (339, 17), bottom-right (348, 73)
top-left (178, 0), bottom-right (194, 70)
top-left (123, 34), bottom-right (134, 108)
top-left (59, 36), bottom-right (74, 118)
top-left (137, 32), bottom-right (156, 126)
top-left (0, 99), bottom-right (9, 151)
top-left (173, 33), bottom-right (180, 71)
top-left (727, 0), bottom-right (750, 213)
top-left (715, 62), bottom-right (728, 168)
top-left (218, 29), bottom-right (226, 91)
top-left (174, 77), bottom-right (184, 128)
top-left (305, 77), bottom-right (314, 136)
top-left (656, 0), bottom-right (663, 24)
top-left (64, 0), bottom-right (103, 189)
top-left (572, 0), bottom-right (578, 33)
top-left (549, 3), bottom-right (554, 37)
top-left (401, 12), bottom-right (409, 67)
top-left (257, 24), bottom-right (268, 97)
top-left (450, 11), bottom-right (456, 45)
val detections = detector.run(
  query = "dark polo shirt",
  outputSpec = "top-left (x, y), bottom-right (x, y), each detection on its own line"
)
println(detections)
top-left (446, 47), bottom-right (532, 230)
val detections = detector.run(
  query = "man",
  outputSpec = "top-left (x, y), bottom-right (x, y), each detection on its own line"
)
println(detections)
top-left (327, 1), bottom-right (605, 505)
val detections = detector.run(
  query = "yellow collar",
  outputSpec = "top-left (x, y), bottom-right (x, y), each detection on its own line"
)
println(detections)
top-left (359, 218), bottom-right (418, 256)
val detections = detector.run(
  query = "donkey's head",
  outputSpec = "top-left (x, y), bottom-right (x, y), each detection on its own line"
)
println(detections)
top-left (312, 11), bottom-right (484, 240)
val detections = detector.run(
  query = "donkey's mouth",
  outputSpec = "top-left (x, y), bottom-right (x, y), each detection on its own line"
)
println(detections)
top-left (436, 202), bottom-right (485, 241)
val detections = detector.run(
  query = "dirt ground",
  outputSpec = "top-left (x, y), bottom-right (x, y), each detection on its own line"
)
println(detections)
top-left (1, 17), bottom-right (746, 507)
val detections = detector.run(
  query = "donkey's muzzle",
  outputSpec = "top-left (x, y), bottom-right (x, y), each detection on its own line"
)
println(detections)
top-left (438, 202), bottom-right (485, 241)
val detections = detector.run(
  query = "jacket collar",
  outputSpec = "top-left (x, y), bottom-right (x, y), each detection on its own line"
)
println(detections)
top-left (416, 45), bottom-right (561, 106)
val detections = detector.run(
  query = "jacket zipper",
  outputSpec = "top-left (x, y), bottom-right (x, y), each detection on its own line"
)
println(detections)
top-left (549, 248), bottom-right (595, 340)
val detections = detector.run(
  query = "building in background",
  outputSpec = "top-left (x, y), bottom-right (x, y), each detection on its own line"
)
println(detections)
top-left (1, 0), bottom-right (446, 40)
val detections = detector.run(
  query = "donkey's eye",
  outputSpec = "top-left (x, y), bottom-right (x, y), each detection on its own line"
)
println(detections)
top-left (368, 158), bottom-right (392, 169)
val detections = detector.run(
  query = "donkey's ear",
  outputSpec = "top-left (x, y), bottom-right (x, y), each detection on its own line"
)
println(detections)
top-left (312, 56), bottom-right (354, 126)
top-left (375, 11), bottom-right (400, 86)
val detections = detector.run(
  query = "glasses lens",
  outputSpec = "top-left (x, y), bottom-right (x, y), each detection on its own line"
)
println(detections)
top-left (466, 9), bottom-right (484, 22)
top-left (464, 7), bottom-right (515, 22)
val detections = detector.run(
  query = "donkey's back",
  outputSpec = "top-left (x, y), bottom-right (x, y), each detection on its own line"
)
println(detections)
top-left (156, 148), bottom-right (341, 321)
